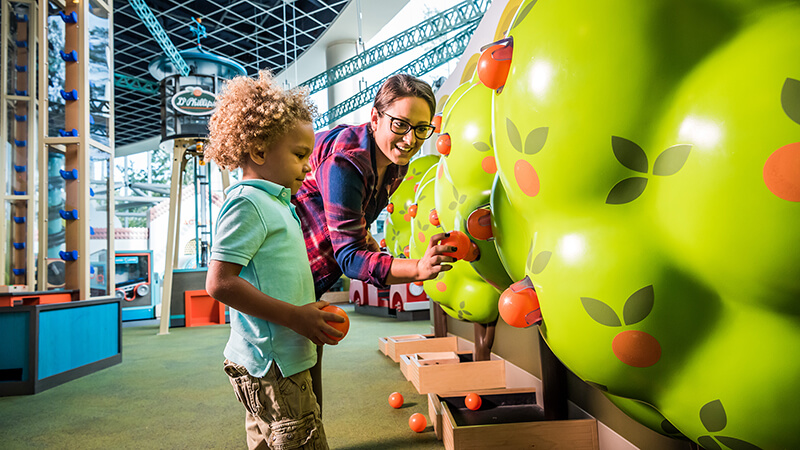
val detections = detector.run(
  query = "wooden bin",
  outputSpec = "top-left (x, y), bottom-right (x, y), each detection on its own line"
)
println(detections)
top-left (400, 351), bottom-right (463, 381)
top-left (437, 390), bottom-right (599, 450)
top-left (404, 351), bottom-right (505, 394)
top-left (378, 334), bottom-right (458, 362)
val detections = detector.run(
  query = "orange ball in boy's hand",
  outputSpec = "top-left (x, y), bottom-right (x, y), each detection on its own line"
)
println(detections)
top-left (408, 413), bottom-right (427, 432)
top-left (388, 392), bottom-right (404, 409)
top-left (322, 305), bottom-right (349, 341)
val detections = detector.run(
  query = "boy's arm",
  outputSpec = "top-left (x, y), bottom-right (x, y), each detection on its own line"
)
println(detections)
top-left (206, 260), bottom-right (344, 346)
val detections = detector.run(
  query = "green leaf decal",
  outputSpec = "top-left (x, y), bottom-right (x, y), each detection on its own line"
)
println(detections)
top-left (507, 118), bottom-right (523, 153)
top-left (420, 223), bottom-right (429, 231)
top-left (452, 185), bottom-right (459, 199)
top-left (449, 201), bottom-right (458, 210)
top-left (460, 301), bottom-right (466, 309)
top-left (698, 436), bottom-right (721, 450)
top-left (530, 251), bottom-right (552, 274)
top-left (612, 136), bottom-right (648, 173)
top-left (418, 195), bottom-right (426, 202)
top-left (716, 436), bottom-right (764, 450)
top-left (606, 177), bottom-right (648, 204)
top-left (653, 145), bottom-right (691, 176)
top-left (623, 285), bottom-right (654, 325)
top-left (459, 195), bottom-right (467, 204)
top-left (511, 0), bottom-right (538, 29)
top-left (699, 399), bottom-right (727, 432)
top-left (524, 127), bottom-right (548, 155)
top-left (781, 78), bottom-right (800, 126)
top-left (580, 297), bottom-right (621, 327)
top-left (473, 141), bottom-right (491, 153)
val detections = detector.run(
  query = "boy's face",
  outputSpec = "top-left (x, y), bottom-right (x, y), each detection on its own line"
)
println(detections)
top-left (246, 120), bottom-right (314, 195)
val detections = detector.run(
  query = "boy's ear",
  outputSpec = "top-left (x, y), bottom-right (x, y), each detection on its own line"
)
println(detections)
top-left (249, 148), bottom-right (267, 165)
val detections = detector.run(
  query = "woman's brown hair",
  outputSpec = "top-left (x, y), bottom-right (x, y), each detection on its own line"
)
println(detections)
top-left (373, 74), bottom-right (436, 119)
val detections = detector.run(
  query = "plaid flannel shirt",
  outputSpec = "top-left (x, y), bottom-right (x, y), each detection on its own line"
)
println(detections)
top-left (293, 123), bottom-right (407, 299)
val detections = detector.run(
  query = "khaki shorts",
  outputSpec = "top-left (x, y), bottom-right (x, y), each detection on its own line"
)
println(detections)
top-left (224, 360), bottom-right (328, 450)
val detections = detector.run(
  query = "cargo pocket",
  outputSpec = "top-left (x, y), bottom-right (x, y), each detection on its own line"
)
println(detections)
top-left (225, 362), bottom-right (264, 417)
top-left (277, 370), bottom-right (318, 419)
top-left (268, 412), bottom-right (323, 450)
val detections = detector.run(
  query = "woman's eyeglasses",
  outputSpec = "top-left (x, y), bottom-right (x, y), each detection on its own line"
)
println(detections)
top-left (383, 113), bottom-right (435, 140)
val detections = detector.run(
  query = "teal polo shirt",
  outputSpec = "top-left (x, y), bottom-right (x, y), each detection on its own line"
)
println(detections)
top-left (210, 179), bottom-right (316, 378)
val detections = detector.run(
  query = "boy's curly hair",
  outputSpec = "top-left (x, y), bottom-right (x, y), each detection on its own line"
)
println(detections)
top-left (205, 70), bottom-right (317, 170)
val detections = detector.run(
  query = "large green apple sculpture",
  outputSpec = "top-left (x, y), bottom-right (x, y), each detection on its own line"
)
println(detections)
top-left (484, 0), bottom-right (800, 448)
top-left (408, 159), bottom-right (499, 324)
top-left (435, 79), bottom-right (514, 293)
top-left (384, 155), bottom-right (439, 257)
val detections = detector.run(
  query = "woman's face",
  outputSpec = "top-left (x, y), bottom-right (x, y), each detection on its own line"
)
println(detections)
top-left (371, 96), bottom-right (433, 167)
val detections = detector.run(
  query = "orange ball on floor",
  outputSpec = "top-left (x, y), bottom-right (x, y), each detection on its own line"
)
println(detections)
top-left (409, 413), bottom-right (427, 432)
top-left (388, 392), bottom-right (404, 409)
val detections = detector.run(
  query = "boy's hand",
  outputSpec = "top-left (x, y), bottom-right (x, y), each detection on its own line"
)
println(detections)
top-left (416, 232), bottom-right (456, 280)
top-left (293, 301), bottom-right (346, 346)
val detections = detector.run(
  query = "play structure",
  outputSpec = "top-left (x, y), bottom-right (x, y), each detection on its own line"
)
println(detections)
top-left (0, 0), bottom-right (120, 395)
top-left (150, 18), bottom-right (244, 334)
top-left (379, 0), bottom-right (800, 448)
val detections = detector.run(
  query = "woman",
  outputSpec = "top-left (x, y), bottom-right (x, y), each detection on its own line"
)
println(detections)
top-left (292, 74), bottom-right (455, 408)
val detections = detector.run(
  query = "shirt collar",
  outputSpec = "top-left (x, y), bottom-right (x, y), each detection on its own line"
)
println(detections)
top-left (226, 179), bottom-right (293, 206)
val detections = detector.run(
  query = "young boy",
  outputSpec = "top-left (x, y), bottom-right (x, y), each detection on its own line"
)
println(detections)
top-left (204, 71), bottom-right (343, 450)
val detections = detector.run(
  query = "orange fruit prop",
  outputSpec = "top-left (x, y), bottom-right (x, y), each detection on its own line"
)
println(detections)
top-left (432, 114), bottom-right (443, 133)
top-left (477, 40), bottom-right (513, 90)
top-left (408, 413), bottom-right (427, 432)
top-left (465, 393), bottom-right (482, 410)
top-left (429, 209), bottom-right (440, 226)
top-left (321, 305), bottom-right (350, 341)
top-left (440, 231), bottom-right (471, 261)
top-left (498, 276), bottom-right (542, 328)
top-left (388, 392), bottom-right (404, 409)
top-left (466, 208), bottom-right (493, 241)
top-left (436, 134), bottom-right (451, 156)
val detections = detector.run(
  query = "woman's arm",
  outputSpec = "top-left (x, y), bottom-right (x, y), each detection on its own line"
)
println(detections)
top-left (206, 260), bottom-right (343, 345)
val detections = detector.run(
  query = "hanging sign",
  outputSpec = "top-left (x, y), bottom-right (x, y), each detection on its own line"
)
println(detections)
top-left (171, 87), bottom-right (216, 116)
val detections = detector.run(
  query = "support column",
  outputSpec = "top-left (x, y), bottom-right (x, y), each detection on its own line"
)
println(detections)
top-left (325, 40), bottom-right (368, 127)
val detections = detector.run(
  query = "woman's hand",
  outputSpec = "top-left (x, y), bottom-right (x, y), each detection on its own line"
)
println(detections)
top-left (290, 300), bottom-right (346, 346)
top-left (415, 232), bottom-right (457, 280)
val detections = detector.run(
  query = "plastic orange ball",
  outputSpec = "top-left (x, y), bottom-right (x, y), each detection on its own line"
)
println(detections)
top-left (409, 413), bottom-right (427, 432)
top-left (379, 238), bottom-right (386, 248)
top-left (388, 392), bottom-right (404, 409)
top-left (409, 204), bottom-right (418, 218)
top-left (465, 393), bottom-right (482, 411)
top-left (403, 246), bottom-right (410, 258)
top-left (440, 231), bottom-right (471, 261)
top-left (386, 203), bottom-right (394, 213)
top-left (322, 305), bottom-right (350, 341)
top-left (437, 134), bottom-right (451, 156)
top-left (463, 241), bottom-right (480, 263)
top-left (498, 279), bottom-right (542, 328)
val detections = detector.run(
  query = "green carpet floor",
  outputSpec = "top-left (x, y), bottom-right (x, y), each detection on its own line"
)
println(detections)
top-left (0, 304), bottom-right (444, 449)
